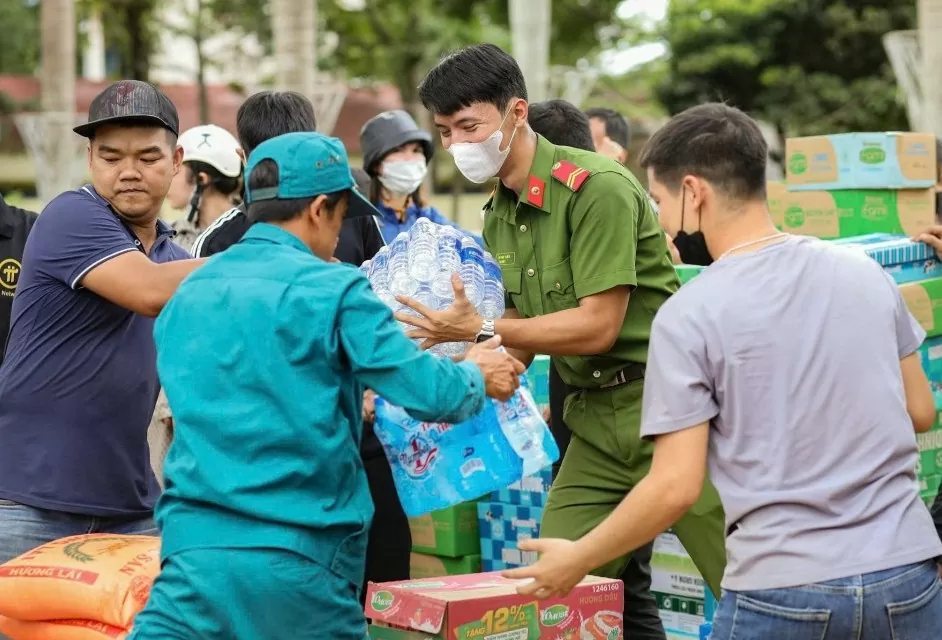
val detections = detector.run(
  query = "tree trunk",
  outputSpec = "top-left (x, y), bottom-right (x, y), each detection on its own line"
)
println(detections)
top-left (126, 1), bottom-right (151, 81)
top-left (195, 0), bottom-right (210, 124)
top-left (38, 0), bottom-right (76, 205)
top-left (271, 0), bottom-right (318, 100)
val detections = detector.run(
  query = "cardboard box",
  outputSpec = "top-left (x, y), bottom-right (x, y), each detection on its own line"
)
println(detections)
top-left (767, 181), bottom-right (937, 239)
top-left (368, 624), bottom-right (436, 640)
top-left (409, 502), bottom-right (481, 558)
top-left (489, 465), bottom-right (553, 508)
top-left (675, 264), bottom-right (705, 285)
top-left (785, 132), bottom-right (936, 191)
top-left (477, 502), bottom-right (542, 572)
top-left (919, 336), bottom-right (942, 383)
top-left (410, 553), bottom-right (481, 580)
top-left (651, 532), bottom-right (708, 640)
top-left (829, 233), bottom-right (942, 284)
top-left (365, 572), bottom-right (624, 640)
top-left (899, 278), bottom-right (942, 338)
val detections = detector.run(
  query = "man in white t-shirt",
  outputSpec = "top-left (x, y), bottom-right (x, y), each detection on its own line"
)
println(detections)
top-left (506, 103), bottom-right (942, 639)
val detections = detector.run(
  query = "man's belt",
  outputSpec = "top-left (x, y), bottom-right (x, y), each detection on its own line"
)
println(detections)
top-left (599, 362), bottom-right (645, 390)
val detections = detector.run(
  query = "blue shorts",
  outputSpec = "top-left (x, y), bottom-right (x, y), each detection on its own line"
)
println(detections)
top-left (128, 547), bottom-right (366, 640)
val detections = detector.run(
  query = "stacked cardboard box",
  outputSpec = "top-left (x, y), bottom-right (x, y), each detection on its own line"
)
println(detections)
top-left (408, 501), bottom-right (482, 579)
top-left (771, 132), bottom-right (937, 240)
top-left (366, 573), bottom-right (624, 639)
top-left (477, 467), bottom-right (553, 572)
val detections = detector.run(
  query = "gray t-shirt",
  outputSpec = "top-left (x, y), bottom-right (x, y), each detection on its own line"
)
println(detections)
top-left (641, 235), bottom-right (942, 591)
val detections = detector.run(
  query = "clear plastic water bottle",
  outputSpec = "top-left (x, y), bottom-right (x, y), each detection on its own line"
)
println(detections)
top-left (408, 218), bottom-right (439, 283)
top-left (432, 228), bottom-right (462, 299)
top-left (481, 253), bottom-right (505, 320)
top-left (388, 232), bottom-right (418, 297)
top-left (398, 285), bottom-right (439, 345)
top-left (368, 248), bottom-right (395, 307)
top-left (459, 237), bottom-right (485, 308)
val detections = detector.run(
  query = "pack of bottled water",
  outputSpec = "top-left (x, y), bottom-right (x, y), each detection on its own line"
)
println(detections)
top-left (374, 376), bottom-right (560, 516)
top-left (358, 218), bottom-right (505, 357)
top-left (360, 219), bottom-right (559, 515)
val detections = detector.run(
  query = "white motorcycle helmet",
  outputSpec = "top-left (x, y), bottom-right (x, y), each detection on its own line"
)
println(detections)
top-left (177, 124), bottom-right (243, 177)
top-left (176, 125), bottom-right (243, 222)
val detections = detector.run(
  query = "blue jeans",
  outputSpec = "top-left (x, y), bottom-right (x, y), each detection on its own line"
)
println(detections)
top-left (0, 499), bottom-right (158, 564)
top-left (711, 561), bottom-right (942, 639)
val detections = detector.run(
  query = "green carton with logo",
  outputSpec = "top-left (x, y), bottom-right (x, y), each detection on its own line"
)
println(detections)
top-left (366, 572), bottom-right (623, 640)
top-left (408, 501), bottom-right (480, 558)
top-left (767, 180), bottom-right (936, 239)
top-left (899, 278), bottom-right (942, 339)
top-left (785, 132), bottom-right (936, 191)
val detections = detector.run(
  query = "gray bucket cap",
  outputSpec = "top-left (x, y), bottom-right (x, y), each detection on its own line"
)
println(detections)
top-left (360, 110), bottom-right (433, 174)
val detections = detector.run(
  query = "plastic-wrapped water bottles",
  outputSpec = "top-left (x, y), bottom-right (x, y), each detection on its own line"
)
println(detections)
top-left (408, 218), bottom-right (438, 283)
top-left (358, 259), bottom-right (371, 278)
top-left (388, 232), bottom-right (418, 297)
top-left (374, 387), bottom-right (560, 516)
top-left (459, 237), bottom-right (485, 308)
top-left (360, 220), bottom-right (507, 355)
top-left (481, 254), bottom-right (505, 320)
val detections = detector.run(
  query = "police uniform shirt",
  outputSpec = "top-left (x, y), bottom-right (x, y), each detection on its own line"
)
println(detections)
top-left (0, 195), bottom-right (37, 365)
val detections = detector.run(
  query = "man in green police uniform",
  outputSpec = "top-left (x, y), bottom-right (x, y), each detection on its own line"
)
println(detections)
top-left (400, 43), bottom-right (727, 598)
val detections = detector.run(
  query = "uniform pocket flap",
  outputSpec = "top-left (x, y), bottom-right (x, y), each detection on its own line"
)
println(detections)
top-left (542, 258), bottom-right (575, 296)
top-left (502, 267), bottom-right (523, 294)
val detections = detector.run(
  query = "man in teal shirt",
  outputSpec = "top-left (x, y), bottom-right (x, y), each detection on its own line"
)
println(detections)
top-left (129, 132), bottom-right (524, 640)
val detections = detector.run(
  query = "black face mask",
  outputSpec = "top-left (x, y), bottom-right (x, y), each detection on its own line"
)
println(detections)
top-left (673, 187), bottom-right (714, 266)
top-left (936, 190), bottom-right (942, 220)
top-left (673, 230), bottom-right (713, 266)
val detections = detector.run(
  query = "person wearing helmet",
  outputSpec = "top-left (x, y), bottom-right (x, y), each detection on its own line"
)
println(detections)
top-left (360, 110), bottom-right (466, 244)
top-left (166, 124), bottom-right (243, 254)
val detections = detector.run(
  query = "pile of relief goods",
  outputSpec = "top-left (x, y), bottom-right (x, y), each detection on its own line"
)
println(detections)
top-left (772, 131), bottom-right (942, 508)
top-left (0, 534), bottom-right (160, 640)
top-left (366, 219), bottom-right (559, 519)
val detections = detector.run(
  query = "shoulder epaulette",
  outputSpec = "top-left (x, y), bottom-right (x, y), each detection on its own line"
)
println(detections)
top-left (551, 160), bottom-right (591, 192)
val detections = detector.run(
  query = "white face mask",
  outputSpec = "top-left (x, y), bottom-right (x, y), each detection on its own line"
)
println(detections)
top-left (378, 159), bottom-right (428, 196)
top-left (448, 108), bottom-right (517, 184)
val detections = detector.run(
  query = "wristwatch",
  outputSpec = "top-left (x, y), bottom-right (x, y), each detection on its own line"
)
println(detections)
top-left (474, 319), bottom-right (496, 343)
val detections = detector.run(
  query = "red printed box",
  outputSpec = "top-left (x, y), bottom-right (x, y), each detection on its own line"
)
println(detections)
top-left (366, 572), bottom-right (624, 639)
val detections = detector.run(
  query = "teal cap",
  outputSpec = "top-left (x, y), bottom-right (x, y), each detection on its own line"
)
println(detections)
top-left (244, 131), bottom-right (379, 219)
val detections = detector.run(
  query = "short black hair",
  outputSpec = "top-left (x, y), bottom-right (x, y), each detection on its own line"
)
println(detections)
top-left (418, 43), bottom-right (527, 116)
top-left (585, 107), bottom-right (630, 149)
top-left (237, 91), bottom-right (317, 155)
top-left (246, 159), bottom-right (346, 223)
top-left (185, 160), bottom-right (241, 197)
top-left (639, 103), bottom-right (767, 201)
top-left (529, 100), bottom-right (594, 152)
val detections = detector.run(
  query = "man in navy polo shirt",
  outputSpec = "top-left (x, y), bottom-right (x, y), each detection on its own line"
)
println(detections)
top-left (0, 80), bottom-right (204, 563)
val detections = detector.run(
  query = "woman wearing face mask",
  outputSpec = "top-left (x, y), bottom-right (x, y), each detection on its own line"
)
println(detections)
top-left (360, 110), bottom-right (467, 244)
top-left (165, 124), bottom-right (243, 254)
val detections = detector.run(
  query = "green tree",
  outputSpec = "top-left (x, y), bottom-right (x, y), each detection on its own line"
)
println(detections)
top-left (0, 0), bottom-right (40, 75)
top-left (658, 0), bottom-right (915, 137)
